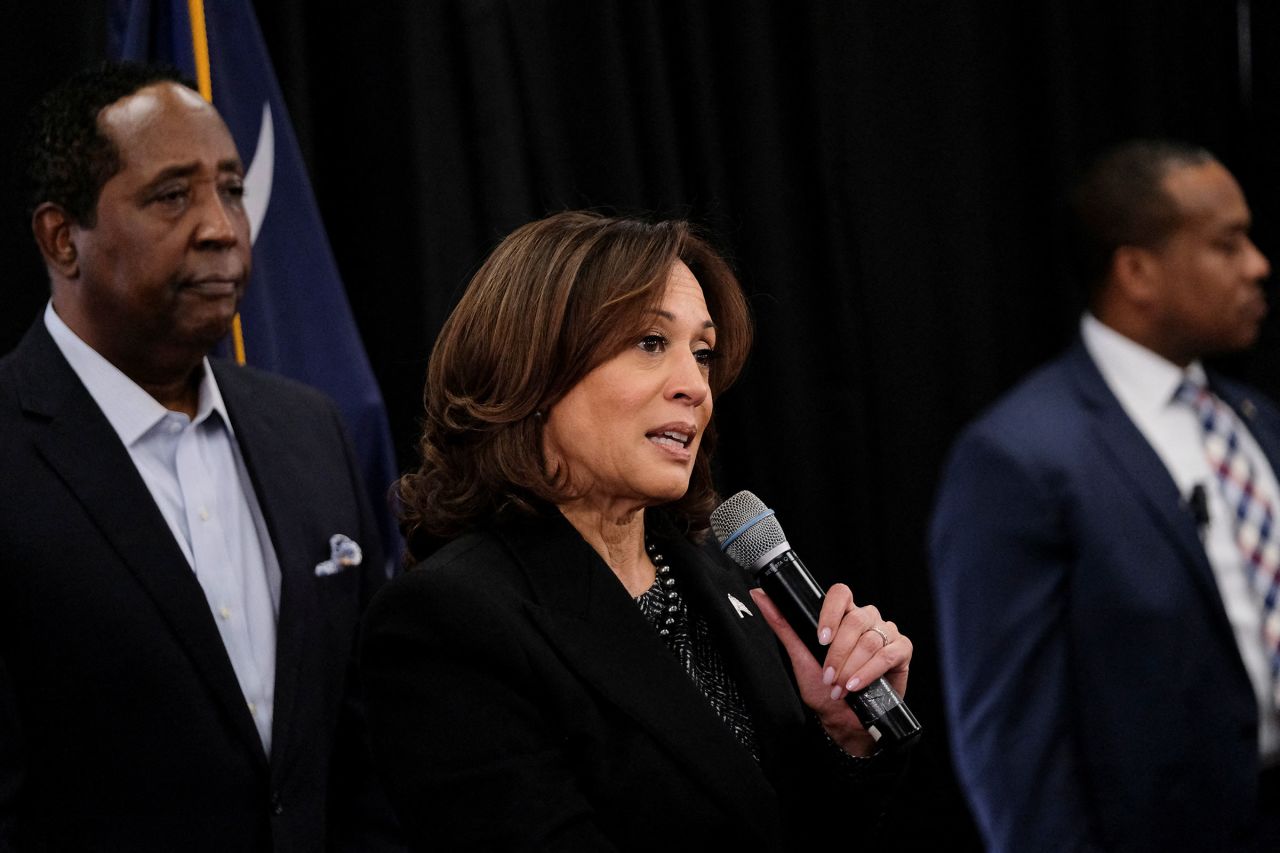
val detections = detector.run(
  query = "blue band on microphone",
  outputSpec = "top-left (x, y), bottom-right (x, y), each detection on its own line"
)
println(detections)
top-left (719, 508), bottom-right (775, 552)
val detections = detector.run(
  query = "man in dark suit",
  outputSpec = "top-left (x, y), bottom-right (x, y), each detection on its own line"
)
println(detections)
top-left (930, 140), bottom-right (1279, 852)
top-left (0, 62), bottom-right (400, 850)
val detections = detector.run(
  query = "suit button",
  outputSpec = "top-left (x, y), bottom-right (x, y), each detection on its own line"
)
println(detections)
top-left (271, 793), bottom-right (284, 816)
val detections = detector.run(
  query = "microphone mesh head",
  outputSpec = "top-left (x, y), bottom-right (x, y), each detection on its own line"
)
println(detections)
top-left (710, 490), bottom-right (789, 569)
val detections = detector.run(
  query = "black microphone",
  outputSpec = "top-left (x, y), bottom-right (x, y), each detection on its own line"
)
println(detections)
top-left (710, 490), bottom-right (921, 751)
top-left (1188, 483), bottom-right (1209, 530)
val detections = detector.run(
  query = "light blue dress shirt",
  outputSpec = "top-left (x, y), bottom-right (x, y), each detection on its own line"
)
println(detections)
top-left (45, 302), bottom-right (281, 754)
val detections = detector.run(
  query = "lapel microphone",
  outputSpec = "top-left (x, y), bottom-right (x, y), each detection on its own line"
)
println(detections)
top-left (711, 490), bottom-right (921, 751)
top-left (1188, 483), bottom-right (1209, 530)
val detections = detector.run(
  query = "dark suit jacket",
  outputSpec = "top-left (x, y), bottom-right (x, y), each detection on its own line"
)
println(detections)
top-left (360, 507), bottom-right (904, 852)
top-left (0, 320), bottom-right (401, 852)
top-left (930, 339), bottom-right (1276, 853)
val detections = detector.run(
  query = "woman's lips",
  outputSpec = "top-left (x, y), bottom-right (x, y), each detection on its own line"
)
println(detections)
top-left (646, 423), bottom-right (697, 460)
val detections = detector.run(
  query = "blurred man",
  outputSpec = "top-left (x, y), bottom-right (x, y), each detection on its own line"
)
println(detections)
top-left (931, 140), bottom-right (1278, 852)
top-left (0, 62), bottom-right (400, 851)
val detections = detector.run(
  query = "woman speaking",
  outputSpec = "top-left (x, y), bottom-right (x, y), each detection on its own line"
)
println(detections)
top-left (361, 212), bottom-right (913, 850)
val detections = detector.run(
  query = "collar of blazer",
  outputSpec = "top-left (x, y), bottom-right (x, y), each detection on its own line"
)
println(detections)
top-left (491, 505), bottom-right (803, 838)
top-left (211, 359), bottom-right (325, 777)
top-left (1067, 339), bottom-right (1243, 650)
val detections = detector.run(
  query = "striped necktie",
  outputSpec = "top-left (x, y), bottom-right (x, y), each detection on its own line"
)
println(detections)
top-left (1176, 377), bottom-right (1280, 706)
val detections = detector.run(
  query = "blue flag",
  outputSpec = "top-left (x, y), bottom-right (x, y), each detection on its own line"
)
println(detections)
top-left (108, 0), bottom-right (401, 568)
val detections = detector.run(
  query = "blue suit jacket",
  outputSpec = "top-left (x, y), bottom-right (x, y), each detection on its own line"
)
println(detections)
top-left (930, 339), bottom-right (1275, 852)
top-left (0, 320), bottom-right (401, 852)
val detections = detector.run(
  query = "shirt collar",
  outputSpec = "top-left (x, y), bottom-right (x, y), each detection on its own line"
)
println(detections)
top-left (44, 301), bottom-right (234, 445)
top-left (1080, 312), bottom-right (1207, 414)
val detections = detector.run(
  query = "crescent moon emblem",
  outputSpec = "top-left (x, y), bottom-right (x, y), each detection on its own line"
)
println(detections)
top-left (243, 101), bottom-right (274, 244)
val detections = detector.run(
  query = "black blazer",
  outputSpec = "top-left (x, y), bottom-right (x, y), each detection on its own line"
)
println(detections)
top-left (0, 320), bottom-right (401, 852)
top-left (361, 507), bottom-right (901, 852)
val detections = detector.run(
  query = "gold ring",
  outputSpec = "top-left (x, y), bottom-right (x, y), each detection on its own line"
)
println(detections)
top-left (867, 625), bottom-right (890, 647)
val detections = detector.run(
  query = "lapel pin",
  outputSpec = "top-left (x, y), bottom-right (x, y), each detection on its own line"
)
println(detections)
top-left (728, 594), bottom-right (753, 619)
top-left (1241, 398), bottom-right (1258, 421)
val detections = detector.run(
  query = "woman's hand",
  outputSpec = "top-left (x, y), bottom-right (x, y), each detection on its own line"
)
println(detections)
top-left (750, 584), bottom-right (912, 757)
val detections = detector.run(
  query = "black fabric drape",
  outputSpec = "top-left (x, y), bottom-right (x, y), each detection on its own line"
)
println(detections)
top-left (6, 2), bottom-right (1280, 847)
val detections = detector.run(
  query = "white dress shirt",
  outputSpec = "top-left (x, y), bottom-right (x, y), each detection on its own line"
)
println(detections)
top-left (1082, 312), bottom-right (1280, 760)
top-left (45, 302), bottom-right (281, 754)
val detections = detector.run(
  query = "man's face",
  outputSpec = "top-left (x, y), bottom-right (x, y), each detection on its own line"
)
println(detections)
top-left (63, 81), bottom-right (251, 377)
top-left (1147, 161), bottom-right (1271, 364)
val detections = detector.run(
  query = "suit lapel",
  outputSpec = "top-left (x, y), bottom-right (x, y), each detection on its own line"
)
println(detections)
top-left (15, 324), bottom-right (268, 767)
top-left (497, 510), bottom-right (781, 838)
top-left (658, 532), bottom-right (806, 766)
top-left (213, 362), bottom-right (315, 773)
top-left (1067, 342), bottom-right (1235, 628)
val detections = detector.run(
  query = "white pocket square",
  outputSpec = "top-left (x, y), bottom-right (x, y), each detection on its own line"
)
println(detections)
top-left (728, 594), bottom-right (753, 618)
top-left (314, 533), bottom-right (363, 577)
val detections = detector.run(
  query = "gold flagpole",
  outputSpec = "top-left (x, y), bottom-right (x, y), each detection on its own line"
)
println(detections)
top-left (187, 0), bottom-right (247, 366)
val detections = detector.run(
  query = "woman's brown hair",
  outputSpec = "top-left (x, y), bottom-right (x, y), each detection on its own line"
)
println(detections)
top-left (398, 211), bottom-right (752, 560)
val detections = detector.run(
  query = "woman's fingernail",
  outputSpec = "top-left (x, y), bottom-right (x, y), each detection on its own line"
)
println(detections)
top-left (822, 667), bottom-right (835, 685)
top-left (846, 676), bottom-right (861, 691)
top-left (819, 627), bottom-right (832, 645)
top-left (830, 685), bottom-right (843, 701)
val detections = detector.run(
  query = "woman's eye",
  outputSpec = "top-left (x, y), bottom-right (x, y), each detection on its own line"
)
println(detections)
top-left (638, 334), bottom-right (666, 353)
top-left (694, 348), bottom-right (719, 366)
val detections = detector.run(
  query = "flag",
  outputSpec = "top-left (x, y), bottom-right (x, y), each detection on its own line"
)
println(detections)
top-left (108, 0), bottom-right (401, 569)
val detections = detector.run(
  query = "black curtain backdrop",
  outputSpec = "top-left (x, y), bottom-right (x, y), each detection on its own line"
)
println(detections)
top-left (7, 2), bottom-right (1280, 847)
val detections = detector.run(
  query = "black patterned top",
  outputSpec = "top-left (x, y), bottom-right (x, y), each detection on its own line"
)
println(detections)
top-left (635, 558), bottom-right (761, 763)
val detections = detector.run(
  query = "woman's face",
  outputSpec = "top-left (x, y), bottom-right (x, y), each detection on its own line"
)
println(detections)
top-left (543, 260), bottom-right (717, 512)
